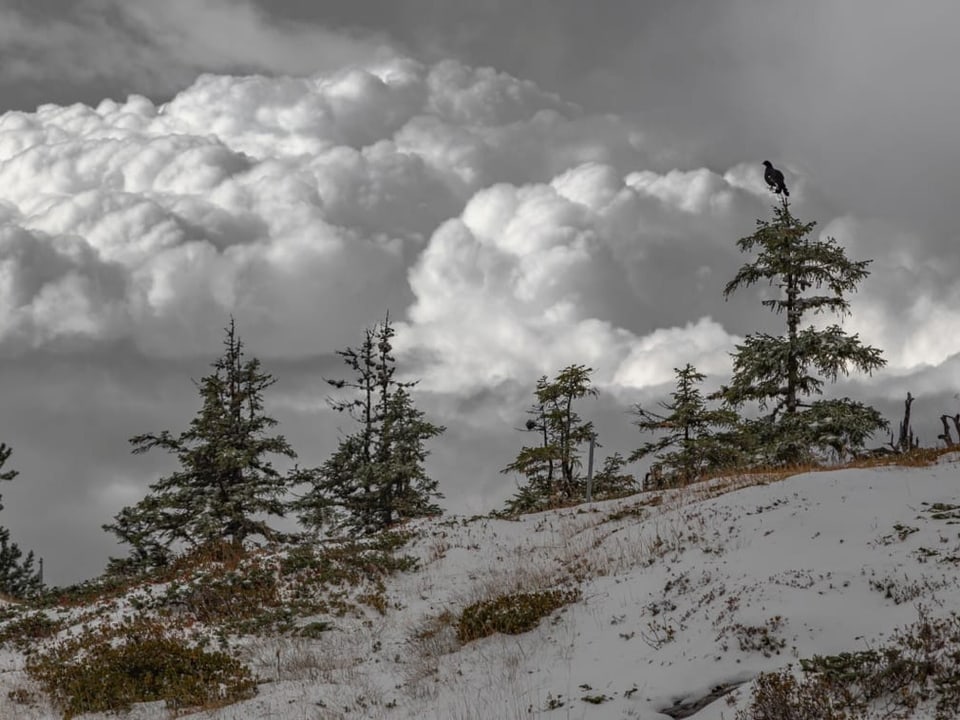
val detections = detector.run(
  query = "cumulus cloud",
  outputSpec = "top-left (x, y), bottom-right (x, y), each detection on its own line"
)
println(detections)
top-left (395, 161), bottom-right (756, 395)
top-left (820, 215), bottom-right (960, 373)
top-left (0, 57), bottom-right (928, 383)
top-left (0, 58), bottom-right (684, 364)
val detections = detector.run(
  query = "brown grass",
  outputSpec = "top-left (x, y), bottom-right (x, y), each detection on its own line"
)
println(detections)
top-left (681, 446), bottom-right (959, 504)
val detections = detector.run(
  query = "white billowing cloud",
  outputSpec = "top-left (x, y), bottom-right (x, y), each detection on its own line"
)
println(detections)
top-left (0, 57), bottom-right (721, 364)
top-left (0, 54), bottom-right (942, 399)
top-left (626, 168), bottom-right (736, 214)
top-left (818, 215), bottom-right (960, 373)
top-left (396, 161), bottom-right (750, 395)
top-left (0, 224), bottom-right (129, 350)
top-left (612, 317), bottom-right (740, 389)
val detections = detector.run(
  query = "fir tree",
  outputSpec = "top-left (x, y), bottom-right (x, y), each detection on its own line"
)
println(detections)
top-left (104, 318), bottom-right (298, 569)
top-left (630, 364), bottom-right (740, 485)
top-left (718, 199), bottom-right (887, 463)
top-left (102, 497), bottom-right (175, 576)
top-left (295, 315), bottom-right (444, 535)
top-left (0, 443), bottom-right (43, 598)
top-left (378, 386), bottom-right (444, 523)
top-left (502, 365), bottom-right (597, 513)
top-left (588, 452), bottom-right (640, 500)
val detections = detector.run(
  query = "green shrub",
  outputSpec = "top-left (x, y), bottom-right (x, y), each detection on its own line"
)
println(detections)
top-left (27, 621), bottom-right (256, 719)
top-left (458, 588), bottom-right (580, 643)
top-left (0, 612), bottom-right (63, 651)
top-left (298, 620), bottom-right (334, 638)
top-left (167, 565), bottom-right (280, 626)
top-left (738, 608), bottom-right (960, 720)
top-left (737, 668), bottom-right (855, 720)
top-left (280, 539), bottom-right (418, 582)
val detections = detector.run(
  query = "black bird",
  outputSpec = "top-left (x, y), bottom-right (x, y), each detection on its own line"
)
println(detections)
top-left (762, 160), bottom-right (789, 196)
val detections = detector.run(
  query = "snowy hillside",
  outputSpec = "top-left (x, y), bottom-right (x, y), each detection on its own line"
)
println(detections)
top-left (2, 456), bottom-right (960, 719)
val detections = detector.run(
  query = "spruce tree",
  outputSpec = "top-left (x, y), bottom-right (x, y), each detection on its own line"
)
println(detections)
top-left (104, 318), bottom-right (298, 569)
top-left (0, 443), bottom-right (43, 598)
top-left (630, 364), bottom-right (740, 485)
top-left (379, 386), bottom-right (444, 523)
top-left (588, 453), bottom-right (639, 500)
top-left (502, 365), bottom-right (597, 513)
top-left (295, 316), bottom-right (444, 536)
top-left (718, 199), bottom-right (887, 463)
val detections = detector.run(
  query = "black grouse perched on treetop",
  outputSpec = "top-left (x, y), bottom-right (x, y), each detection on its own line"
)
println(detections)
top-left (762, 160), bottom-right (789, 196)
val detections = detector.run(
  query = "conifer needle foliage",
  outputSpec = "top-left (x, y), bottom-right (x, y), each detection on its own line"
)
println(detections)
top-left (294, 314), bottom-right (445, 536)
top-left (718, 199), bottom-right (887, 464)
top-left (104, 318), bottom-right (299, 573)
top-left (0, 443), bottom-right (43, 598)
top-left (502, 365), bottom-right (599, 513)
top-left (630, 364), bottom-right (740, 485)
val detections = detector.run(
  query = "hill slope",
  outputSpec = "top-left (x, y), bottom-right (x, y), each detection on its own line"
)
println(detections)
top-left (2, 457), bottom-right (960, 719)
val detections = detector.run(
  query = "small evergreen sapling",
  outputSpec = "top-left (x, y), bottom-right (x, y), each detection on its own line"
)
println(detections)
top-left (588, 453), bottom-right (639, 500)
top-left (630, 364), bottom-right (740, 486)
top-left (0, 443), bottom-right (43, 598)
top-left (502, 365), bottom-right (597, 513)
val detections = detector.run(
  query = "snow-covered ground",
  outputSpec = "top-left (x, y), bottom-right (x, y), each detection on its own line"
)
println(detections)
top-left (3, 456), bottom-right (960, 719)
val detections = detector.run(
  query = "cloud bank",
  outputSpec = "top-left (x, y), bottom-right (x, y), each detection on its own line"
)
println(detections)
top-left (0, 55), bottom-right (956, 584)
top-left (0, 57), bottom-right (755, 385)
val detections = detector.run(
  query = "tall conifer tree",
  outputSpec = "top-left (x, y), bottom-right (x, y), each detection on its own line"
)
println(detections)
top-left (295, 316), bottom-right (444, 535)
top-left (718, 199), bottom-right (887, 463)
top-left (105, 318), bottom-right (298, 571)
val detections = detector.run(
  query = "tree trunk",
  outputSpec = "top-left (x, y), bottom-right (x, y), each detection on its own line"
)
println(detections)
top-left (895, 392), bottom-right (917, 451)
top-left (784, 272), bottom-right (800, 416)
top-left (939, 414), bottom-right (960, 447)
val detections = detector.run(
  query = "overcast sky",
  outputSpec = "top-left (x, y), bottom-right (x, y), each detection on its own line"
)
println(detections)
top-left (2, 0), bottom-right (959, 585)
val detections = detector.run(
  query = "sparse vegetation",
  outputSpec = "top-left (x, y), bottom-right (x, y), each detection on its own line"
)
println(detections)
top-left (738, 608), bottom-right (960, 720)
top-left (0, 451), bottom-right (957, 718)
top-left (0, 611), bottom-right (62, 652)
top-left (725, 616), bottom-right (787, 657)
top-left (26, 618), bottom-right (257, 718)
top-left (457, 588), bottom-right (581, 643)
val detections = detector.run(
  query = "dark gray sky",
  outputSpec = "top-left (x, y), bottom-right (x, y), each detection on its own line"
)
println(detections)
top-left (1, 0), bottom-right (959, 585)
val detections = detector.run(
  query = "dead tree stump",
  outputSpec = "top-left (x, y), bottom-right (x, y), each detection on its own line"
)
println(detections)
top-left (939, 413), bottom-right (960, 447)
top-left (890, 392), bottom-right (919, 452)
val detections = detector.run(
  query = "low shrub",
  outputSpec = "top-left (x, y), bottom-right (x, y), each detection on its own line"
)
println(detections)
top-left (457, 588), bottom-right (580, 643)
top-left (166, 564), bottom-right (280, 626)
top-left (738, 608), bottom-right (960, 720)
top-left (730, 616), bottom-right (787, 656)
top-left (27, 620), bottom-right (256, 719)
top-left (298, 620), bottom-right (334, 638)
top-left (737, 668), bottom-right (854, 720)
top-left (0, 612), bottom-right (63, 652)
